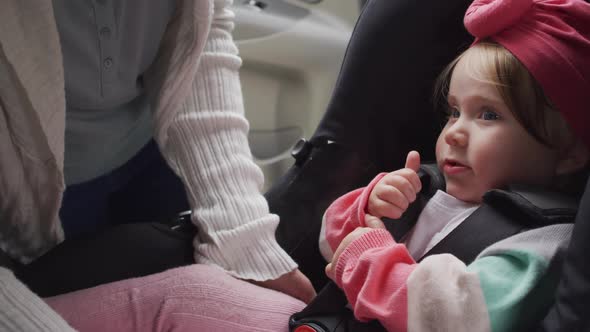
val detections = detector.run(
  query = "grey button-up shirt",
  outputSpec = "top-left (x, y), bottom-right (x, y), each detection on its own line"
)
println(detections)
top-left (53, 0), bottom-right (176, 184)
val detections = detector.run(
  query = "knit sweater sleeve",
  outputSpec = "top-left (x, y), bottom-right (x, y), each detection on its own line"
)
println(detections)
top-left (158, 0), bottom-right (296, 281)
top-left (0, 267), bottom-right (76, 331)
top-left (324, 173), bottom-right (387, 252)
top-left (333, 224), bottom-right (571, 332)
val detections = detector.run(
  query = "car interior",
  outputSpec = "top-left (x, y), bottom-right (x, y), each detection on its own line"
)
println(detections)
top-left (3, 0), bottom-right (589, 331)
top-left (233, 0), bottom-right (358, 190)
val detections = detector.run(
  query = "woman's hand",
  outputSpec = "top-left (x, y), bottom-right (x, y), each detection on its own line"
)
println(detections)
top-left (367, 151), bottom-right (421, 219)
top-left (252, 269), bottom-right (317, 304)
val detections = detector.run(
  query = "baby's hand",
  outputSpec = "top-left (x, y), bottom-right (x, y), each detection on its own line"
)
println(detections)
top-left (325, 227), bottom-right (374, 279)
top-left (368, 151), bottom-right (422, 219)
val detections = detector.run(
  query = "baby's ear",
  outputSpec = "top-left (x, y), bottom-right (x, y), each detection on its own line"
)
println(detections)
top-left (556, 139), bottom-right (590, 175)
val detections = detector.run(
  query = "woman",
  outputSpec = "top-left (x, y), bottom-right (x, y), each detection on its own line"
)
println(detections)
top-left (0, 0), bottom-right (314, 329)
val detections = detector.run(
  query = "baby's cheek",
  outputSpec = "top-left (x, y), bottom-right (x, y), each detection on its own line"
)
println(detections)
top-left (434, 134), bottom-right (446, 160)
top-left (476, 161), bottom-right (515, 194)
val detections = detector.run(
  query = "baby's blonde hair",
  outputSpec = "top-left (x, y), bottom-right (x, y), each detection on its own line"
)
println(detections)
top-left (434, 42), bottom-right (574, 149)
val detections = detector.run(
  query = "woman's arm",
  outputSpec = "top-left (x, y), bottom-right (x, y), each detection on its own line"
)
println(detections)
top-left (0, 268), bottom-right (75, 331)
top-left (157, 0), bottom-right (297, 281)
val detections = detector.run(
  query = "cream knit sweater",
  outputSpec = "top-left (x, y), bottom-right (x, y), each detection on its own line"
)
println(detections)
top-left (0, 0), bottom-right (296, 327)
top-left (0, 268), bottom-right (75, 331)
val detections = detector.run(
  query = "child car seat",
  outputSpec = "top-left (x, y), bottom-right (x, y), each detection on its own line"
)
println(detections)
top-left (289, 164), bottom-right (579, 331)
top-left (268, 0), bottom-right (590, 330)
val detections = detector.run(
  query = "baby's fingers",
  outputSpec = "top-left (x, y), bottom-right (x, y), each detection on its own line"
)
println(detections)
top-left (405, 150), bottom-right (421, 173)
top-left (393, 169), bottom-right (422, 195)
top-left (369, 197), bottom-right (406, 219)
top-left (365, 214), bottom-right (385, 229)
top-left (381, 174), bottom-right (417, 204)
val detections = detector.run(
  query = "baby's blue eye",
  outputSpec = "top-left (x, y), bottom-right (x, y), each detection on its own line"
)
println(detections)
top-left (481, 110), bottom-right (499, 120)
top-left (449, 108), bottom-right (460, 118)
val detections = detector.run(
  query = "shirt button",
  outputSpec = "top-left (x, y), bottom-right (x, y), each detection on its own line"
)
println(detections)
top-left (103, 57), bottom-right (113, 69)
top-left (100, 27), bottom-right (111, 39)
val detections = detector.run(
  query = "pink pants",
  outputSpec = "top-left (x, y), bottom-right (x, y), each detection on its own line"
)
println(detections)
top-left (45, 264), bottom-right (306, 332)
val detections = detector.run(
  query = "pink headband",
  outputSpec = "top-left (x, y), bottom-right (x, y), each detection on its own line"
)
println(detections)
top-left (464, 0), bottom-right (590, 148)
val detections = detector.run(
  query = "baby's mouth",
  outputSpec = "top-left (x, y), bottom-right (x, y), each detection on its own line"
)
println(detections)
top-left (442, 159), bottom-right (470, 175)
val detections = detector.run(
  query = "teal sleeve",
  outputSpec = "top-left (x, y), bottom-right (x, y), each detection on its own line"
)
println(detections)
top-left (467, 250), bottom-right (557, 332)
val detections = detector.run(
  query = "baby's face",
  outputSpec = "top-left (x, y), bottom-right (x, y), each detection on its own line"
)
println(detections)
top-left (435, 56), bottom-right (560, 203)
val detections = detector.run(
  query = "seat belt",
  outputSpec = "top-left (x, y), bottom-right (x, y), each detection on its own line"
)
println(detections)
top-left (420, 203), bottom-right (523, 263)
top-left (422, 183), bottom-right (577, 263)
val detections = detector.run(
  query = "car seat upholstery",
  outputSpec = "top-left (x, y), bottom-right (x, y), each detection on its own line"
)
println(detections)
top-left (539, 177), bottom-right (590, 331)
